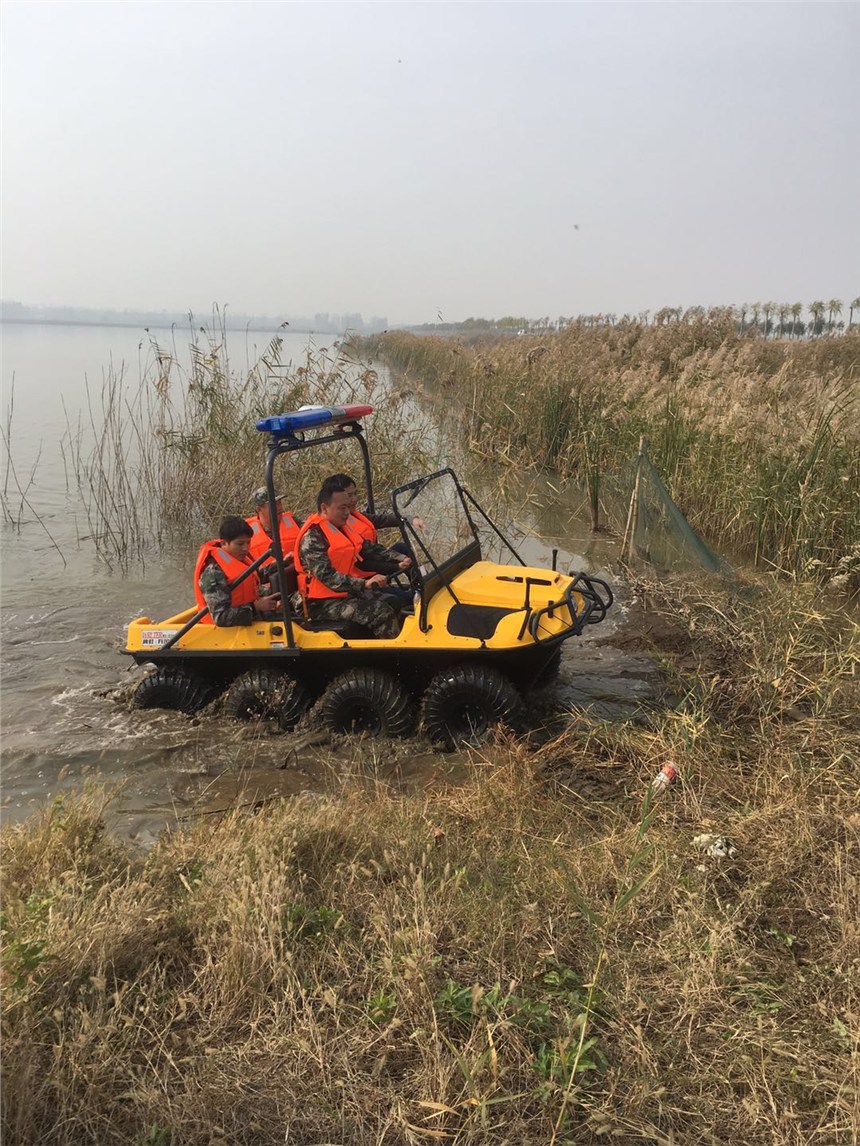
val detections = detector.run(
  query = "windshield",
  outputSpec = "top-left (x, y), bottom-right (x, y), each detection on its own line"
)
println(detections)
top-left (393, 469), bottom-right (479, 573)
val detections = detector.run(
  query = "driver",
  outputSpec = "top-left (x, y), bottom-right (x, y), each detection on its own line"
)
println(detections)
top-left (293, 478), bottom-right (411, 639)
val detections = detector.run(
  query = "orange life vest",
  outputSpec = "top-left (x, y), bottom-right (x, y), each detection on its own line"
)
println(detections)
top-left (246, 512), bottom-right (301, 562)
top-left (193, 540), bottom-right (259, 623)
top-left (294, 514), bottom-right (362, 599)
top-left (348, 509), bottom-right (377, 544)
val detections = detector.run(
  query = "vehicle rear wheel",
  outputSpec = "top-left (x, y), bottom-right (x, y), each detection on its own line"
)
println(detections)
top-left (316, 668), bottom-right (416, 738)
top-left (421, 664), bottom-right (524, 748)
top-left (132, 667), bottom-right (217, 714)
top-left (222, 668), bottom-right (311, 730)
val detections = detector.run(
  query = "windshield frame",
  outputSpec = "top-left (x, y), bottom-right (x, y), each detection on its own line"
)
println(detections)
top-left (392, 468), bottom-right (487, 632)
top-left (393, 467), bottom-right (483, 568)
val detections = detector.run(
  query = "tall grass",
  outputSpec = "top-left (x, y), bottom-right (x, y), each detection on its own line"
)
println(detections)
top-left (67, 315), bottom-right (436, 571)
top-left (361, 321), bottom-right (860, 577)
top-left (2, 575), bottom-right (857, 1144)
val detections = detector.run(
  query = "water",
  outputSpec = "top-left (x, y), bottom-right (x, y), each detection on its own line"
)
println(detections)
top-left (0, 323), bottom-right (657, 840)
top-left (0, 323), bottom-right (345, 834)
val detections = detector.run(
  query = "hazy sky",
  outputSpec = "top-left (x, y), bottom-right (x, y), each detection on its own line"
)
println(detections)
top-left (2, 1), bottom-right (858, 324)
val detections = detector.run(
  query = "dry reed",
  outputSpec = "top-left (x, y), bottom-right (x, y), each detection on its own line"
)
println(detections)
top-left (360, 321), bottom-right (860, 579)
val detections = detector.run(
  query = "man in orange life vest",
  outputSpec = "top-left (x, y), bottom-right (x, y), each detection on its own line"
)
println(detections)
top-left (246, 487), bottom-right (303, 566)
top-left (194, 516), bottom-right (280, 626)
top-left (293, 478), bottom-right (411, 639)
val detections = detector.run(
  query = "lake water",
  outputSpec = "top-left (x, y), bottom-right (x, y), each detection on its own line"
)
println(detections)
top-left (0, 322), bottom-right (651, 841)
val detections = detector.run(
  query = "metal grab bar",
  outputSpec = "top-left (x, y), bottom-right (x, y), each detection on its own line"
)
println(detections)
top-left (526, 573), bottom-right (614, 644)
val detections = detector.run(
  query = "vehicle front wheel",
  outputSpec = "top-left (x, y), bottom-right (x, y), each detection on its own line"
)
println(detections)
top-left (132, 667), bottom-right (217, 714)
top-left (532, 647), bottom-right (563, 689)
top-left (316, 668), bottom-right (416, 738)
top-left (421, 664), bottom-right (524, 749)
top-left (222, 668), bottom-right (311, 730)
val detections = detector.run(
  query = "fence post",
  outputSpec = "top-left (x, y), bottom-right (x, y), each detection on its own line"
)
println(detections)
top-left (621, 436), bottom-right (648, 563)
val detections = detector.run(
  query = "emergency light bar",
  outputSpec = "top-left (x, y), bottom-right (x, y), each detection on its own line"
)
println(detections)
top-left (256, 404), bottom-right (374, 438)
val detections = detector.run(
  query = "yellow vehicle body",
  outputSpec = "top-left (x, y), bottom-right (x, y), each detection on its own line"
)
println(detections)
top-left (124, 561), bottom-right (585, 659)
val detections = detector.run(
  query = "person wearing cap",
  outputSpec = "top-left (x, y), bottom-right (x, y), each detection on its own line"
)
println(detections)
top-left (246, 488), bottom-right (303, 565)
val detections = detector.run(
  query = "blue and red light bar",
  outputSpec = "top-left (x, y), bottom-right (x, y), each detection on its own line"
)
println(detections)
top-left (256, 404), bottom-right (374, 438)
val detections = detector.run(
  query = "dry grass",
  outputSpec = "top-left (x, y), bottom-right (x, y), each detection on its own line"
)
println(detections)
top-left (3, 576), bottom-right (858, 1145)
top-left (360, 321), bottom-right (860, 579)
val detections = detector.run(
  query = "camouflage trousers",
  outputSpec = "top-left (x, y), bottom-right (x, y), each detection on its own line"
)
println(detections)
top-left (307, 593), bottom-right (403, 639)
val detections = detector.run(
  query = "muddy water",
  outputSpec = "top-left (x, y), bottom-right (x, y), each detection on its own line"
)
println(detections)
top-left (1, 585), bottom-right (659, 845)
top-left (0, 325), bottom-right (661, 842)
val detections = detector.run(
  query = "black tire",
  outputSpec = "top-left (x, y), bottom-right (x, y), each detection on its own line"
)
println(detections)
top-left (316, 668), bottom-right (416, 738)
top-left (421, 665), bottom-right (524, 748)
top-left (222, 669), bottom-right (311, 730)
top-left (132, 667), bottom-right (217, 714)
top-left (533, 648), bottom-right (563, 689)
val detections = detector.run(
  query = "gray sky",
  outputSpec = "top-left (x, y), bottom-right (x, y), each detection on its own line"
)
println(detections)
top-left (2, 1), bottom-right (858, 324)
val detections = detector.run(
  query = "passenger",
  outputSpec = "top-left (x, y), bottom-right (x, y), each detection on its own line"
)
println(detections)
top-left (194, 516), bottom-right (281, 626)
top-left (326, 471), bottom-right (426, 548)
top-left (294, 478), bottom-right (411, 639)
top-left (246, 487), bottom-right (302, 565)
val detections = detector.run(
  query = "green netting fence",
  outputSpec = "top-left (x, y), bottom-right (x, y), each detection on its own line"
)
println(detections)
top-left (618, 438), bottom-right (732, 577)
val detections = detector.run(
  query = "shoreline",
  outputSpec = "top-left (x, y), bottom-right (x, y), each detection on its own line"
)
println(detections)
top-left (1, 317), bottom-right (313, 334)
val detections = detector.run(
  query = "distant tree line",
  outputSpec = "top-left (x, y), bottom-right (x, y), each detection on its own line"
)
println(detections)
top-left (408, 298), bottom-right (860, 339)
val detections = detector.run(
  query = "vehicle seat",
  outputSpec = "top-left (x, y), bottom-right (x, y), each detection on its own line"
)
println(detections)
top-left (281, 564), bottom-right (299, 598)
top-left (265, 563), bottom-right (299, 598)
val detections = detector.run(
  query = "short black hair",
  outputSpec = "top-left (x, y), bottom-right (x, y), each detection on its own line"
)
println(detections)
top-left (219, 515), bottom-right (254, 542)
top-left (327, 471), bottom-right (356, 488)
top-left (317, 477), bottom-right (352, 510)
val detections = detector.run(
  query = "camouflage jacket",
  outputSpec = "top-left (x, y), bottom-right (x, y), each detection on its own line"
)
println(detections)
top-left (198, 557), bottom-right (273, 627)
top-left (299, 524), bottom-right (403, 596)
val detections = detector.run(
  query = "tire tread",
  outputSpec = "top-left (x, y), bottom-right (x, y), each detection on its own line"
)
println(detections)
top-left (222, 668), bottom-right (311, 729)
top-left (317, 668), bottom-right (416, 738)
top-left (421, 664), bottom-right (524, 748)
top-left (132, 667), bottom-right (216, 714)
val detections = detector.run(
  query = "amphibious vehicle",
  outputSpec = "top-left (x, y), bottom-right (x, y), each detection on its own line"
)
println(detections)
top-left (124, 404), bottom-right (613, 746)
